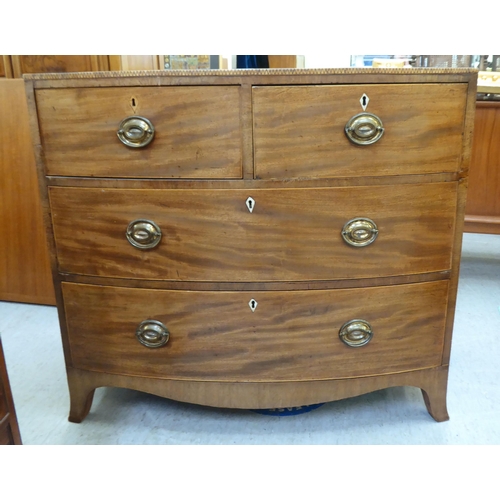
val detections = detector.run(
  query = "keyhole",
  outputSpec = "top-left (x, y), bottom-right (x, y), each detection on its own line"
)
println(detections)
top-left (249, 299), bottom-right (258, 312)
top-left (132, 98), bottom-right (136, 106)
top-left (246, 197), bottom-right (255, 213)
top-left (360, 93), bottom-right (369, 111)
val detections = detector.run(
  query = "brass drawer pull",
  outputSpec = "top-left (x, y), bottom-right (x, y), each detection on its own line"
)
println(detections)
top-left (126, 219), bottom-right (162, 249)
top-left (136, 320), bottom-right (170, 348)
top-left (339, 319), bottom-right (373, 347)
top-left (342, 217), bottom-right (378, 247)
top-left (117, 116), bottom-right (155, 148)
top-left (345, 112), bottom-right (384, 145)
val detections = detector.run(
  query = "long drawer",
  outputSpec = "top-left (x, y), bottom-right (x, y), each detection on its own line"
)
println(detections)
top-left (36, 86), bottom-right (243, 178)
top-left (62, 280), bottom-right (449, 381)
top-left (50, 183), bottom-right (457, 281)
top-left (253, 84), bottom-right (467, 179)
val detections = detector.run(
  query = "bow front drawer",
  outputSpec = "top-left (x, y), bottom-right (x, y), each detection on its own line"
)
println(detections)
top-left (49, 182), bottom-right (457, 281)
top-left (62, 280), bottom-right (449, 381)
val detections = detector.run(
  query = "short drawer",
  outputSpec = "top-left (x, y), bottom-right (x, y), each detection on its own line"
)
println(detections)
top-left (253, 84), bottom-right (467, 179)
top-left (49, 182), bottom-right (457, 281)
top-left (36, 86), bottom-right (242, 178)
top-left (62, 280), bottom-right (449, 381)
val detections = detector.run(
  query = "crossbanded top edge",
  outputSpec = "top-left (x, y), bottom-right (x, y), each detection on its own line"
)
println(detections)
top-left (24, 67), bottom-right (479, 80)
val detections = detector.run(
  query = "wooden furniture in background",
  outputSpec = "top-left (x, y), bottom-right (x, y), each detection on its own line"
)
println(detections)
top-left (1, 56), bottom-right (13, 78)
top-left (109, 56), bottom-right (160, 72)
top-left (268, 55), bottom-right (301, 68)
top-left (11, 55), bottom-right (109, 77)
top-left (0, 79), bottom-right (55, 304)
top-left (0, 54), bottom-right (298, 76)
top-left (0, 337), bottom-right (22, 445)
top-left (3, 55), bottom-right (229, 76)
top-left (465, 100), bottom-right (500, 234)
top-left (26, 68), bottom-right (476, 424)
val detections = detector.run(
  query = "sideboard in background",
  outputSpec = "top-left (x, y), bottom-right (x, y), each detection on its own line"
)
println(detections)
top-left (0, 78), bottom-right (55, 305)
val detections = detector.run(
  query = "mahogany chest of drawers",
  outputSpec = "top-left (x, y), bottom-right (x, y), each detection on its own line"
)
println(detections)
top-left (25, 68), bottom-right (477, 423)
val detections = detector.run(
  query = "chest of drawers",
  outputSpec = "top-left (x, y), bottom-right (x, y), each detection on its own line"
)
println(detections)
top-left (25, 68), bottom-right (477, 423)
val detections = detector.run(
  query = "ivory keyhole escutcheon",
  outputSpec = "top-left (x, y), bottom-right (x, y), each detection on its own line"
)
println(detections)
top-left (360, 93), bottom-right (369, 111)
top-left (249, 299), bottom-right (258, 312)
top-left (246, 197), bottom-right (255, 213)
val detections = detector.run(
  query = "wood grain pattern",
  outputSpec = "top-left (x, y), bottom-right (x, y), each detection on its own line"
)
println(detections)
top-left (11, 55), bottom-right (106, 78)
top-left (442, 178), bottom-right (468, 366)
top-left (240, 84), bottom-right (255, 179)
top-left (49, 183), bottom-right (457, 282)
top-left (441, 77), bottom-right (477, 364)
top-left (108, 55), bottom-right (160, 71)
top-left (0, 79), bottom-right (55, 305)
top-left (36, 86), bottom-right (243, 178)
top-left (465, 101), bottom-right (500, 233)
top-left (253, 84), bottom-right (467, 178)
top-left (24, 69), bottom-right (476, 423)
top-left (459, 71), bottom-right (479, 176)
top-left (62, 280), bottom-right (449, 382)
top-left (67, 365), bottom-right (450, 422)
top-left (268, 56), bottom-right (298, 68)
top-left (463, 215), bottom-right (500, 235)
top-left (0, 56), bottom-right (10, 78)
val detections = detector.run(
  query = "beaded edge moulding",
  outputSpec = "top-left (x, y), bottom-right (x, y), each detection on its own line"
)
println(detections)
top-left (23, 67), bottom-right (479, 80)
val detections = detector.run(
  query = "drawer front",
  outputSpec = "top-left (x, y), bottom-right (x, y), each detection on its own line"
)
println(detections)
top-left (50, 183), bottom-right (457, 281)
top-left (36, 86), bottom-right (242, 178)
top-left (253, 84), bottom-right (467, 179)
top-left (62, 280), bottom-right (449, 381)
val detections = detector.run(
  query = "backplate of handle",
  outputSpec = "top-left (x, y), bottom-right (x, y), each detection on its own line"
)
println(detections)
top-left (117, 116), bottom-right (155, 148)
top-left (345, 112), bottom-right (384, 145)
top-left (136, 319), bottom-right (170, 348)
top-left (126, 219), bottom-right (162, 249)
top-left (339, 319), bottom-right (373, 347)
top-left (341, 217), bottom-right (378, 247)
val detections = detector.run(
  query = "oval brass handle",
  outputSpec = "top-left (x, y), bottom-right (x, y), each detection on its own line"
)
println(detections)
top-left (117, 116), bottom-right (155, 148)
top-left (339, 319), bottom-right (373, 348)
top-left (342, 217), bottom-right (378, 247)
top-left (126, 219), bottom-right (162, 249)
top-left (136, 320), bottom-right (170, 348)
top-left (345, 112), bottom-right (384, 145)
